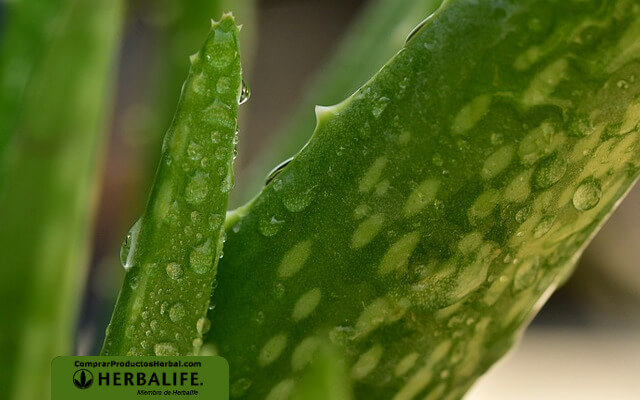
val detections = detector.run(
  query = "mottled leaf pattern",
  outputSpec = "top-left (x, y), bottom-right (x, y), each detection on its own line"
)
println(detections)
top-left (204, 1), bottom-right (640, 399)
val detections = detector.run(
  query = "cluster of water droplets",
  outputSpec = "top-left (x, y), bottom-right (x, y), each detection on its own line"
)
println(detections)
top-left (112, 72), bottom-right (253, 356)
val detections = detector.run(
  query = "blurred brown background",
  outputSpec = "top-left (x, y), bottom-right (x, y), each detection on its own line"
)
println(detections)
top-left (78, 1), bottom-right (639, 398)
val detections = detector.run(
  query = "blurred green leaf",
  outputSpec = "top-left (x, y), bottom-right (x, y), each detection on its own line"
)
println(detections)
top-left (206, 0), bottom-right (640, 398)
top-left (0, 0), bottom-right (123, 399)
top-left (292, 343), bottom-right (353, 400)
top-left (0, 0), bottom-right (66, 167)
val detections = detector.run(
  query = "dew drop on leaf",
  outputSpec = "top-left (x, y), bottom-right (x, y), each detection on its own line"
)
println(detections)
top-left (190, 240), bottom-right (214, 274)
top-left (154, 342), bottom-right (179, 356)
top-left (533, 154), bottom-right (567, 189)
top-left (166, 263), bottom-right (183, 280)
top-left (282, 187), bottom-right (315, 212)
top-left (187, 141), bottom-right (202, 161)
top-left (616, 79), bottom-right (629, 89)
top-left (197, 317), bottom-right (211, 335)
top-left (169, 303), bottom-right (186, 322)
top-left (239, 78), bottom-right (251, 104)
top-left (513, 256), bottom-right (540, 292)
top-left (230, 378), bottom-right (253, 397)
top-left (515, 206), bottom-right (531, 223)
top-left (258, 215), bottom-right (284, 237)
top-left (533, 215), bottom-right (556, 238)
top-left (185, 172), bottom-right (209, 204)
top-left (120, 233), bottom-right (131, 268)
top-left (572, 179), bottom-right (602, 211)
top-left (372, 96), bottom-right (390, 118)
top-left (120, 219), bottom-right (141, 270)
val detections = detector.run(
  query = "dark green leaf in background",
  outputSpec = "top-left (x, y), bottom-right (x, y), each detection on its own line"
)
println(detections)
top-left (0, 1), bottom-right (124, 399)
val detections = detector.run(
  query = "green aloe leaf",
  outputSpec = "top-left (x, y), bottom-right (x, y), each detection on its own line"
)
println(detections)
top-left (205, 0), bottom-right (640, 398)
top-left (101, 14), bottom-right (243, 357)
top-left (0, 0), bottom-right (123, 399)
top-left (140, 0), bottom-right (256, 183)
top-left (234, 0), bottom-right (443, 205)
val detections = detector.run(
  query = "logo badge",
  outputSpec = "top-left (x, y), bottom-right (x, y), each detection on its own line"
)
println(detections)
top-left (72, 369), bottom-right (93, 390)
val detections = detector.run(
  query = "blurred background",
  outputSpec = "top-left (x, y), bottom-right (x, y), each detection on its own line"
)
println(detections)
top-left (1, 1), bottom-right (638, 399)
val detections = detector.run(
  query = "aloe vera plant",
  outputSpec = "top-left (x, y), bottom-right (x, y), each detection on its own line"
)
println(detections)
top-left (101, 14), bottom-right (243, 357)
top-left (198, 0), bottom-right (640, 398)
top-left (0, 0), bottom-right (123, 398)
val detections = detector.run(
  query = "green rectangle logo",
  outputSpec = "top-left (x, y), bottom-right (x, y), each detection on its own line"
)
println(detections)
top-left (51, 357), bottom-right (228, 399)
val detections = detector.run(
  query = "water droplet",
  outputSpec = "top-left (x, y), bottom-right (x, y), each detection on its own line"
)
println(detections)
top-left (255, 311), bottom-right (265, 325)
top-left (239, 79), bottom-right (251, 104)
top-left (120, 234), bottom-right (131, 268)
top-left (233, 127), bottom-right (239, 160)
top-left (513, 256), bottom-right (540, 292)
top-left (190, 240), bottom-right (214, 274)
top-left (221, 171), bottom-right (234, 193)
top-left (187, 141), bottom-right (202, 161)
top-left (129, 275), bottom-right (139, 289)
top-left (204, 100), bottom-right (234, 129)
top-left (573, 179), bottom-right (601, 211)
top-left (258, 215), bottom-right (284, 237)
top-left (328, 326), bottom-right (355, 346)
top-left (169, 303), bottom-right (186, 322)
top-left (533, 154), bottom-right (567, 189)
top-left (196, 317), bottom-right (211, 335)
top-left (282, 187), bottom-right (315, 212)
top-left (150, 320), bottom-right (159, 331)
top-left (211, 130), bottom-right (222, 144)
top-left (127, 347), bottom-right (141, 356)
top-left (216, 76), bottom-right (231, 93)
top-left (617, 80), bottom-right (629, 89)
top-left (166, 263), bottom-right (183, 280)
top-left (120, 219), bottom-right (141, 270)
top-left (230, 378), bottom-right (252, 397)
top-left (372, 96), bottom-right (390, 118)
top-left (185, 172), bottom-right (209, 204)
top-left (192, 338), bottom-right (203, 353)
top-left (533, 215), bottom-right (556, 238)
top-left (515, 206), bottom-right (531, 223)
top-left (154, 342), bottom-right (179, 356)
top-left (160, 301), bottom-right (169, 316)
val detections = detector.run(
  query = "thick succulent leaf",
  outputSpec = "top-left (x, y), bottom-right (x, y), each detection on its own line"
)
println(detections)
top-left (141, 0), bottom-right (256, 183)
top-left (101, 15), bottom-right (243, 356)
top-left (0, 0), bottom-right (123, 398)
top-left (234, 0), bottom-right (443, 205)
top-left (206, 0), bottom-right (640, 398)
